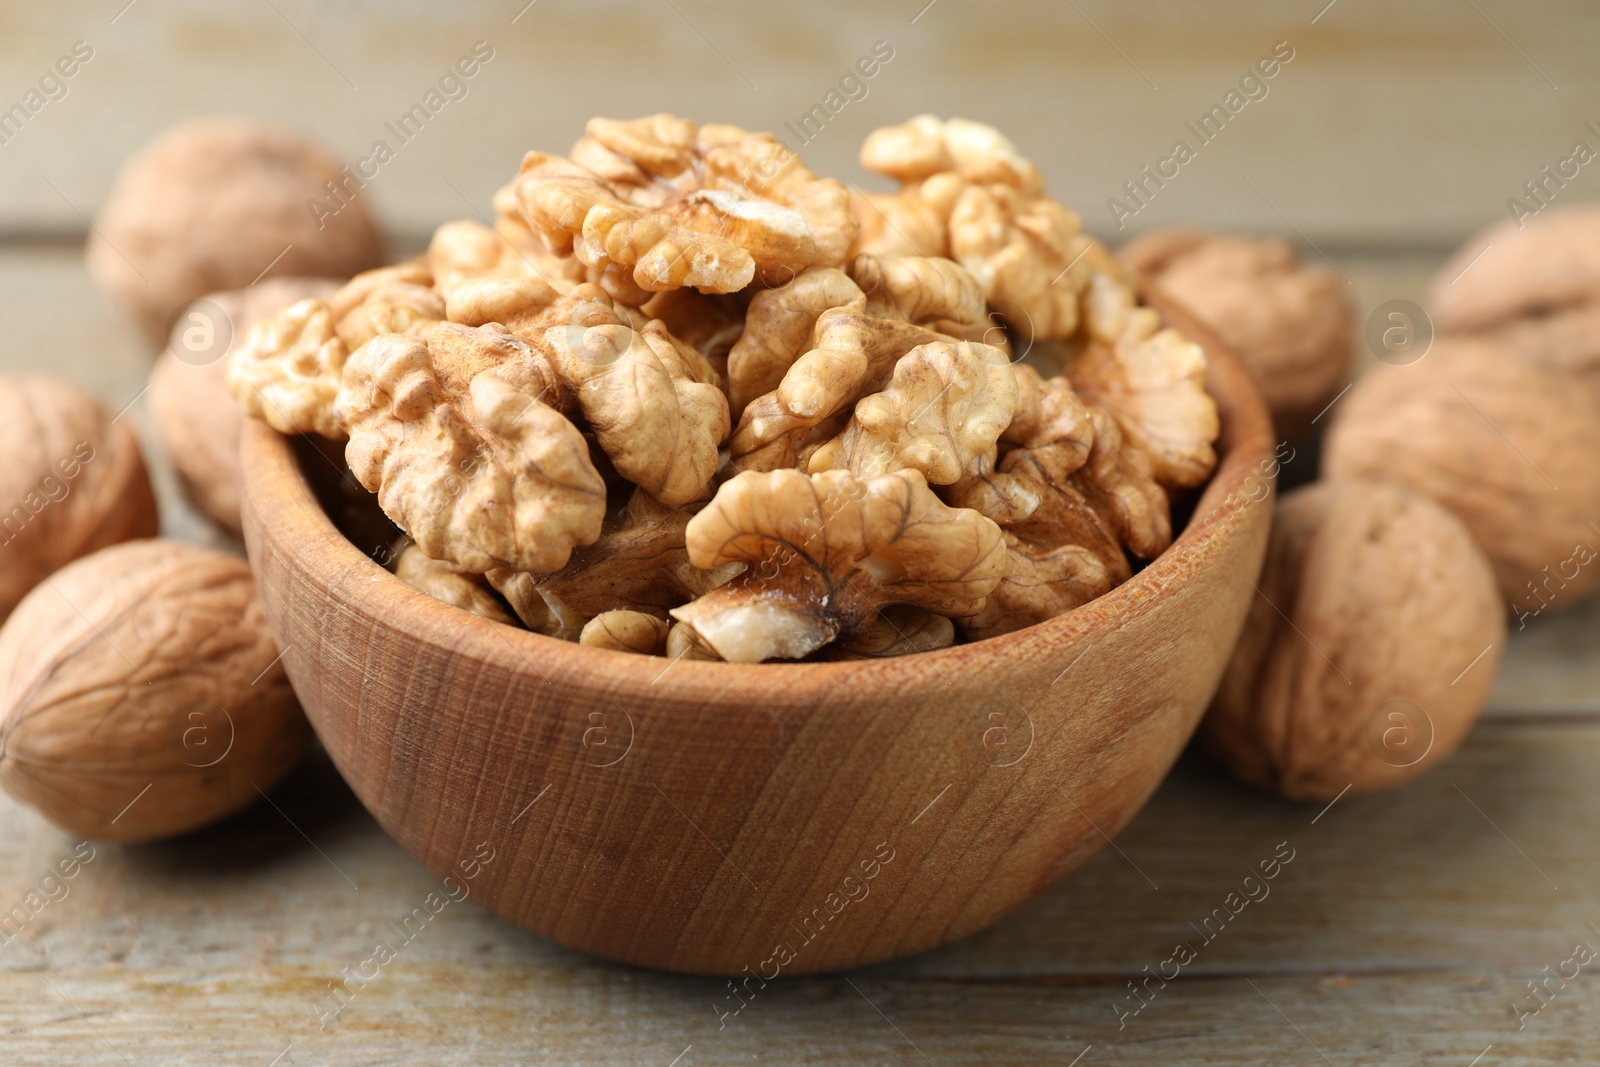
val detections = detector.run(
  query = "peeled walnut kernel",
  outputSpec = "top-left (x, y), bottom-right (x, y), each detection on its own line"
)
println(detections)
top-left (854, 116), bottom-right (1097, 339)
top-left (339, 331), bottom-right (607, 575)
top-left (1119, 230), bottom-right (1354, 439)
top-left (946, 362), bottom-right (1176, 639)
top-left (334, 278), bottom-right (445, 351)
top-left (506, 488), bottom-right (732, 627)
top-left (1203, 481), bottom-right (1503, 801)
top-left (579, 610), bottom-right (672, 654)
top-left (225, 298), bottom-right (349, 439)
top-left (151, 277), bottom-right (341, 534)
top-left (727, 257), bottom-right (1004, 468)
top-left (329, 260), bottom-right (434, 321)
top-left (88, 120), bottom-right (384, 343)
top-left (0, 540), bottom-right (310, 841)
top-left (808, 339), bottom-right (1018, 482)
top-left (515, 115), bottom-right (856, 297)
top-left (427, 218), bottom-right (565, 301)
top-left (824, 605), bottom-right (956, 659)
top-left (671, 468), bottom-right (1006, 662)
top-left (665, 621), bottom-right (722, 662)
top-left (727, 266), bottom-right (874, 416)
top-left (1324, 339), bottom-right (1600, 611)
top-left (541, 321), bottom-right (730, 505)
top-left (0, 376), bottom-right (160, 623)
top-left (394, 544), bottom-right (516, 625)
top-left (1071, 272), bottom-right (1219, 489)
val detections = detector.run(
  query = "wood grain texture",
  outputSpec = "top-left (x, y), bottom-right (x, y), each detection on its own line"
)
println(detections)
top-left (3, 1), bottom-right (1598, 246)
top-left (4, 237), bottom-right (1599, 1057)
top-left (2, 723), bottom-right (1598, 1064)
top-left (235, 291), bottom-right (1275, 976)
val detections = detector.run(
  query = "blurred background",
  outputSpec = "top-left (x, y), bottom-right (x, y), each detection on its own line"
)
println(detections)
top-left (1, 0), bottom-right (1594, 248)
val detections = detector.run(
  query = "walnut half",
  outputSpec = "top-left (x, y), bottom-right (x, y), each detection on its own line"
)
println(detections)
top-left (670, 468), bottom-right (1007, 662)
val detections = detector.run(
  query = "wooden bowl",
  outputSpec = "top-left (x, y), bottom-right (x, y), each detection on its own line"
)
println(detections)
top-left (239, 288), bottom-right (1275, 976)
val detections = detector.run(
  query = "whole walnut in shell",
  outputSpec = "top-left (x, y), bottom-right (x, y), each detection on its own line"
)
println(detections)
top-left (1428, 205), bottom-right (1600, 395)
top-left (0, 376), bottom-right (160, 623)
top-left (150, 277), bottom-right (342, 534)
top-left (0, 540), bottom-right (310, 841)
top-left (1203, 480), bottom-right (1503, 801)
top-left (89, 120), bottom-right (385, 343)
top-left (1119, 230), bottom-right (1354, 441)
top-left (1324, 339), bottom-right (1600, 614)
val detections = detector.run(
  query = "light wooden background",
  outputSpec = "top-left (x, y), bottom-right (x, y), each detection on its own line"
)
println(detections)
top-left (3, 1), bottom-right (1600, 1064)
top-left (1, 0), bottom-right (1597, 246)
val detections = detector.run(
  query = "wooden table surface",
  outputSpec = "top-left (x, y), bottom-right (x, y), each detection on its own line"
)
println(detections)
top-left (0, 242), bottom-right (1596, 1066)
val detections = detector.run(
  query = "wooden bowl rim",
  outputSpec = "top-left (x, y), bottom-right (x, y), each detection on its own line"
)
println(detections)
top-left (241, 285), bottom-right (1275, 695)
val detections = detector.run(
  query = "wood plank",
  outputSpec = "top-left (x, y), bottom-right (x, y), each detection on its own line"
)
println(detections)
top-left (1, 0), bottom-right (1598, 245)
top-left (2, 724), bottom-right (1597, 1062)
top-left (5, 965), bottom-right (1592, 1066)
top-left (3, 724), bottom-right (1595, 978)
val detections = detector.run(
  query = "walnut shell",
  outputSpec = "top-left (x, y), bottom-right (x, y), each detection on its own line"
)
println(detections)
top-left (1428, 206), bottom-right (1600, 395)
top-left (0, 376), bottom-right (160, 622)
top-left (1203, 480), bottom-right (1503, 801)
top-left (1120, 229), bottom-right (1354, 441)
top-left (0, 540), bottom-right (309, 842)
top-left (150, 278), bottom-right (342, 534)
top-left (89, 120), bottom-right (385, 343)
top-left (1429, 205), bottom-right (1600, 334)
top-left (1323, 339), bottom-right (1600, 612)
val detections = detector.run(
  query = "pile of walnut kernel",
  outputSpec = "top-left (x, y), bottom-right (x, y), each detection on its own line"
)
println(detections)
top-left (226, 114), bottom-right (1220, 663)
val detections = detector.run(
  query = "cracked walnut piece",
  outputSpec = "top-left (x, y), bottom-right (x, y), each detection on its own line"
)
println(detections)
top-left (726, 254), bottom-right (1000, 417)
top-left (541, 320), bottom-right (730, 505)
top-left (945, 358), bottom-right (1186, 639)
top-left (580, 610), bottom-right (673, 655)
top-left (488, 490), bottom-right (742, 648)
top-left (823, 605), bottom-right (956, 659)
top-left (324, 260), bottom-right (445, 352)
top-left (515, 115), bottom-right (857, 298)
top-left (854, 115), bottom-right (1107, 340)
top-left (671, 468), bottom-right (1006, 662)
top-left (727, 257), bottom-right (1005, 468)
top-left (488, 487), bottom-right (733, 635)
top-left (808, 339), bottom-right (1018, 483)
top-left (1071, 273), bottom-right (1219, 490)
top-left (393, 543), bottom-right (516, 626)
top-left (339, 330), bottom-right (607, 575)
top-left (225, 297), bottom-right (350, 440)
